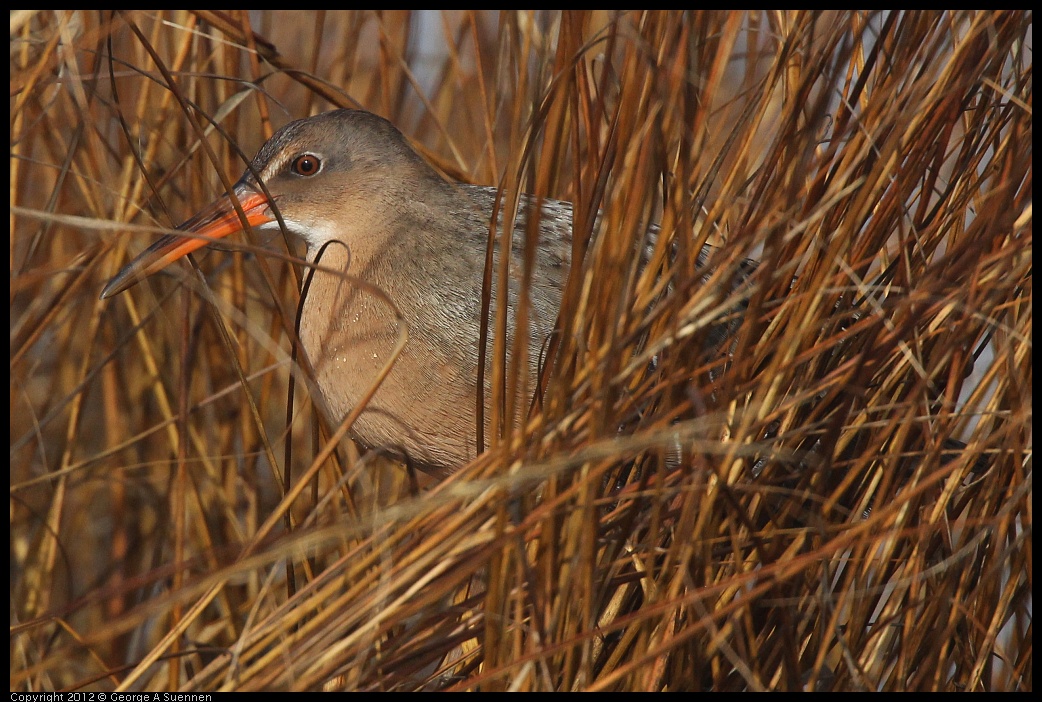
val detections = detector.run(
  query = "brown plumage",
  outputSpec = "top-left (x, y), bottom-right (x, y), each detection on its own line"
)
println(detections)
top-left (102, 109), bottom-right (605, 475)
top-left (102, 109), bottom-right (984, 482)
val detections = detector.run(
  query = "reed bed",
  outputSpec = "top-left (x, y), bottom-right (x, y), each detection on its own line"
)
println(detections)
top-left (10, 10), bottom-right (1032, 691)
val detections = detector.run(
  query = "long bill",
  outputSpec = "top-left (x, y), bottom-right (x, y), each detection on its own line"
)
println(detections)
top-left (100, 183), bottom-right (274, 299)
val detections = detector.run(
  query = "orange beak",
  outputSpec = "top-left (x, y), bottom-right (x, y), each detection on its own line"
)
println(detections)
top-left (100, 184), bottom-right (274, 299)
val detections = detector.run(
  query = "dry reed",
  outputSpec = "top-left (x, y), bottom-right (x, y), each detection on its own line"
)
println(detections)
top-left (10, 10), bottom-right (1032, 691)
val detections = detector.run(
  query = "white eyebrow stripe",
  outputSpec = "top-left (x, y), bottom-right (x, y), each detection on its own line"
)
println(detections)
top-left (260, 152), bottom-right (291, 181)
top-left (260, 150), bottom-right (328, 182)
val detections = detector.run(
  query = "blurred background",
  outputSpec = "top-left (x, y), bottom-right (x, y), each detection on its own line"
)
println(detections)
top-left (10, 11), bottom-right (1032, 691)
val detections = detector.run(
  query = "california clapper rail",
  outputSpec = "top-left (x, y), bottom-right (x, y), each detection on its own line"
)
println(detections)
top-left (104, 108), bottom-right (688, 476)
top-left (103, 109), bottom-right (987, 482)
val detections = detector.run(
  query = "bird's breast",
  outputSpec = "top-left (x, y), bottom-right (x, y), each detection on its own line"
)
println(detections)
top-left (298, 249), bottom-right (483, 469)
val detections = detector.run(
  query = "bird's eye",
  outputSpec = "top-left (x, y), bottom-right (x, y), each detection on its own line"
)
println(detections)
top-left (291, 154), bottom-right (322, 176)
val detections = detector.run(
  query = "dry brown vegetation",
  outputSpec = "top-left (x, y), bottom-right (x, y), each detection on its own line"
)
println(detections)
top-left (10, 10), bottom-right (1032, 691)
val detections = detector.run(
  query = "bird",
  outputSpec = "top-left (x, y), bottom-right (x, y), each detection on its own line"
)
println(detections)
top-left (102, 109), bottom-right (985, 482)
top-left (102, 108), bottom-right (649, 476)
